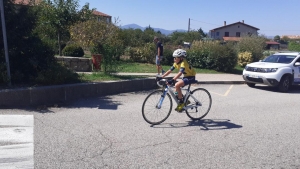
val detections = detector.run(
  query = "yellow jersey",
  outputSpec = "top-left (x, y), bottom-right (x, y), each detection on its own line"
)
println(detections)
top-left (171, 59), bottom-right (196, 77)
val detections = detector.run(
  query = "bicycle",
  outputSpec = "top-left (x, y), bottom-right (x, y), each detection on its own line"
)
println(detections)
top-left (142, 77), bottom-right (212, 125)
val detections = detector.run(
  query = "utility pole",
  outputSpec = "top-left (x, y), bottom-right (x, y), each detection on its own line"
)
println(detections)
top-left (188, 18), bottom-right (190, 32)
top-left (0, 0), bottom-right (11, 86)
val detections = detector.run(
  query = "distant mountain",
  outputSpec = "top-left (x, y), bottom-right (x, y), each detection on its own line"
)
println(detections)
top-left (120, 24), bottom-right (187, 35)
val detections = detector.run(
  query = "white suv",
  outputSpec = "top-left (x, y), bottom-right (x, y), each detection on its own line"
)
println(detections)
top-left (243, 51), bottom-right (300, 92)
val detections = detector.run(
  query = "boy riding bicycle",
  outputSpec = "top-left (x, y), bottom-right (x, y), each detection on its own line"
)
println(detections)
top-left (156, 49), bottom-right (196, 112)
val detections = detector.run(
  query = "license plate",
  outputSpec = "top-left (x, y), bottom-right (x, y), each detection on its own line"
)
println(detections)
top-left (248, 74), bottom-right (260, 78)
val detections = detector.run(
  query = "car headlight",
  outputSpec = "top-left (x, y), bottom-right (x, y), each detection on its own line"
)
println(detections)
top-left (262, 68), bottom-right (278, 72)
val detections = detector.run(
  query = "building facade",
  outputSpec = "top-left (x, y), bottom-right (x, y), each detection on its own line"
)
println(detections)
top-left (210, 20), bottom-right (259, 40)
top-left (92, 11), bottom-right (112, 24)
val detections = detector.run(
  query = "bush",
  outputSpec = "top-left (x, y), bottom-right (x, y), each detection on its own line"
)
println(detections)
top-left (238, 51), bottom-right (252, 67)
top-left (209, 42), bottom-right (237, 72)
top-left (62, 44), bottom-right (84, 57)
top-left (125, 47), bottom-right (143, 62)
top-left (161, 45), bottom-right (174, 66)
top-left (36, 62), bottom-right (81, 85)
top-left (188, 41), bottom-right (237, 72)
top-left (263, 50), bottom-right (277, 57)
top-left (288, 41), bottom-right (300, 52)
top-left (236, 35), bottom-right (266, 62)
top-left (125, 43), bottom-right (156, 63)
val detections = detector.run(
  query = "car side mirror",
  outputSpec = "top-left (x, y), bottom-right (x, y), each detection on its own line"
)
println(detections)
top-left (295, 62), bottom-right (300, 66)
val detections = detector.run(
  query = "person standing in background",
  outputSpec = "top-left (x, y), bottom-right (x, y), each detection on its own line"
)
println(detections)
top-left (153, 36), bottom-right (165, 76)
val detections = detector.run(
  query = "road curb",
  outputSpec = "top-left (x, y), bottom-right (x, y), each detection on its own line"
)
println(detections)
top-left (197, 81), bottom-right (245, 84)
top-left (0, 78), bottom-right (245, 108)
top-left (0, 78), bottom-right (157, 108)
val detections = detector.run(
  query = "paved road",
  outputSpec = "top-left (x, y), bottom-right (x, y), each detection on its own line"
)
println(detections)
top-left (0, 115), bottom-right (34, 169)
top-left (1, 84), bottom-right (300, 168)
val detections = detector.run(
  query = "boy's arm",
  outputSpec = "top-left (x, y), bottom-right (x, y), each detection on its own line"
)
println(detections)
top-left (173, 72), bottom-right (182, 80)
top-left (161, 69), bottom-right (171, 78)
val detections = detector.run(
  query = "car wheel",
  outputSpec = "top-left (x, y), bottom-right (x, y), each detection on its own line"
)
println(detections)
top-left (246, 82), bottom-right (255, 87)
top-left (278, 75), bottom-right (291, 92)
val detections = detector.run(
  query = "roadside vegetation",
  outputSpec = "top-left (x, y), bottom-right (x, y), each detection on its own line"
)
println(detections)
top-left (1, 0), bottom-right (300, 88)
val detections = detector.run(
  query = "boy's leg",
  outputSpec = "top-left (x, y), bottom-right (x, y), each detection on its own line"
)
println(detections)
top-left (174, 80), bottom-right (184, 100)
top-left (174, 80), bottom-right (185, 111)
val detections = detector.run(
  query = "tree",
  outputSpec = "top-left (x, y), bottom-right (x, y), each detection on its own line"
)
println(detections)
top-left (281, 36), bottom-right (290, 44)
top-left (35, 0), bottom-right (87, 56)
top-left (70, 19), bottom-right (123, 72)
top-left (274, 35), bottom-right (280, 42)
top-left (198, 28), bottom-right (207, 38)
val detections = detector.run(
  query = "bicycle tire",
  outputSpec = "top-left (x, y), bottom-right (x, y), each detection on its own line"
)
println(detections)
top-left (142, 90), bottom-right (173, 125)
top-left (185, 88), bottom-right (212, 120)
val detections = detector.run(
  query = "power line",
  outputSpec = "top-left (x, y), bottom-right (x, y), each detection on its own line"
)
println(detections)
top-left (190, 18), bottom-right (221, 26)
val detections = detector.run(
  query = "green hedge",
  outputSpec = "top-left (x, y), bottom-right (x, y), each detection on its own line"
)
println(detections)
top-left (187, 41), bottom-right (237, 72)
top-left (62, 44), bottom-right (84, 57)
top-left (288, 41), bottom-right (300, 52)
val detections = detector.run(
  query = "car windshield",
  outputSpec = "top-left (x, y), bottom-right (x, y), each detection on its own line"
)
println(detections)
top-left (262, 54), bottom-right (296, 63)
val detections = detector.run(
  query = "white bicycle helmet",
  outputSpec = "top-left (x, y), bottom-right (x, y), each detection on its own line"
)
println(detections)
top-left (173, 49), bottom-right (187, 58)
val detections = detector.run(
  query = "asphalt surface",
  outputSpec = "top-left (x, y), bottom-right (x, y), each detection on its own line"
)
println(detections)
top-left (1, 84), bottom-right (300, 168)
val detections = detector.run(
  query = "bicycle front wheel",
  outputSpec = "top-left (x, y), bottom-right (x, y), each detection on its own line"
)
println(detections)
top-left (185, 88), bottom-right (212, 120)
top-left (142, 90), bottom-right (173, 125)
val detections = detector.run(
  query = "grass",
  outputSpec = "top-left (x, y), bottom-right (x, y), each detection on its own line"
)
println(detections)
top-left (78, 72), bottom-right (148, 82)
top-left (79, 61), bottom-right (244, 82)
top-left (117, 62), bottom-right (244, 74)
top-left (116, 62), bottom-right (223, 74)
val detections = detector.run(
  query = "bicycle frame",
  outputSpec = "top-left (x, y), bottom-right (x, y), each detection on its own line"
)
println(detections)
top-left (156, 81), bottom-right (201, 111)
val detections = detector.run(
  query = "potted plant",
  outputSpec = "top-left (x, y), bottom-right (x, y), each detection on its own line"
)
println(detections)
top-left (90, 43), bottom-right (103, 70)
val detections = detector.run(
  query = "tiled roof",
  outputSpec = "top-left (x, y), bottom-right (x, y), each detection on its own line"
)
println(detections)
top-left (92, 10), bottom-right (111, 17)
top-left (11, 0), bottom-right (40, 5)
top-left (223, 37), bottom-right (241, 41)
top-left (210, 21), bottom-right (259, 31)
top-left (12, 0), bottom-right (31, 5)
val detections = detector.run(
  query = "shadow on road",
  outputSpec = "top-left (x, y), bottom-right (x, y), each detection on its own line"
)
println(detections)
top-left (250, 85), bottom-right (300, 93)
top-left (61, 96), bottom-right (123, 110)
top-left (3, 95), bottom-right (123, 113)
top-left (152, 119), bottom-right (243, 130)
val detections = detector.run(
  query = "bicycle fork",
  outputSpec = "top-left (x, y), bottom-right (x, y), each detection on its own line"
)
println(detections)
top-left (156, 87), bottom-right (168, 109)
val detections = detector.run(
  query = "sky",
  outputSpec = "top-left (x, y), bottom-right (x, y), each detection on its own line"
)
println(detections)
top-left (78, 0), bottom-right (300, 37)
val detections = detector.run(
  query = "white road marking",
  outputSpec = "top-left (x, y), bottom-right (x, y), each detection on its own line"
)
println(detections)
top-left (0, 115), bottom-right (34, 169)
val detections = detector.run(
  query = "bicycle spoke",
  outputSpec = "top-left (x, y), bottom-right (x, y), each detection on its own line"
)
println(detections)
top-left (185, 88), bottom-right (212, 120)
top-left (142, 90), bottom-right (172, 125)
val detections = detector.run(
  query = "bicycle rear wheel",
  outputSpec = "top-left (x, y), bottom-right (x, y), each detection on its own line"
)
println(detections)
top-left (142, 90), bottom-right (173, 125)
top-left (185, 88), bottom-right (212, 120)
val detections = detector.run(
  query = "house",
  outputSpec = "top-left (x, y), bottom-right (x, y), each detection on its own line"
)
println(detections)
top-left (281, 35), bottom-right (300, 40)
top-left (92, 10), bottom-right (112, 24)
top-left (11, 0), bottom-right (112, 24)
top-left (265, 41), bottom-right (280, 50)
top-left (11, 0), bottom-right (41, 6)
top-left (209, 20), bottom-right (259, 41)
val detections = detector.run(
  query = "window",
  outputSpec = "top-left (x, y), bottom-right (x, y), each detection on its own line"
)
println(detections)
top-left (106, 17), bottom-right (110, 23)
top-left (236, 32), bottom-right (240, 37)
top-left (216, 32), bottom-right (219, 36)
top-left (224, 32), bottom-right (229, 37)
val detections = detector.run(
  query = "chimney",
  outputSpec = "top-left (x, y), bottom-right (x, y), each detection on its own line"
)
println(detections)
top-left (242, 20), bottom-right (244, 23)
top-left (224, 21), bottom-right (226, 26)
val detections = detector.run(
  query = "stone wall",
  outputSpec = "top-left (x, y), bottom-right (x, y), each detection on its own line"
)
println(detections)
top-left (55, 56), bottom-right (92, 72)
